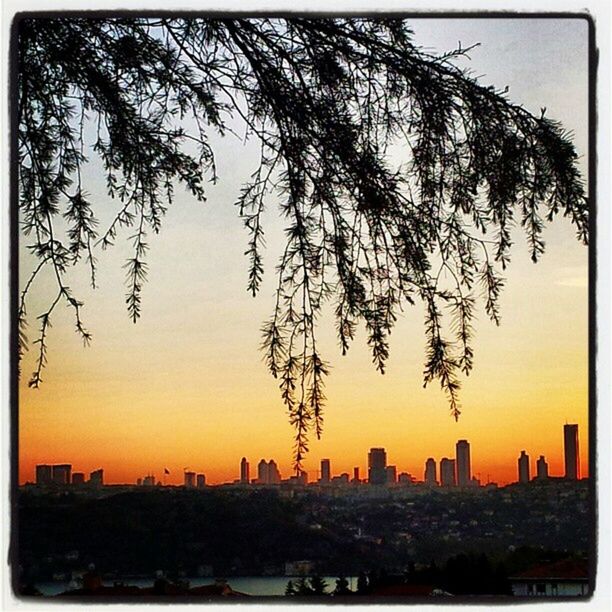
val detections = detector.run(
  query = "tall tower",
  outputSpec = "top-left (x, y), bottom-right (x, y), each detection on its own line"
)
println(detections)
top-left (564, 424), bottom-right (580, 480)
top-left (184, 471), bottom-right (196, 487)
top-left (320, 458), bottom-right (331, 484)
top-left (424, 458), bottom-right (437, 486)
top-left (456, 440), bottom-right (471, 487)
top-left (368, 448), bottom-right (387, 485)
top-left (440, 458), bottom-right (456, 487)
top-left (518, 450), bottom-right (530, 484)
top-left (268, 460), bottom-right (281, 484)
top-left (536, 455), bottom-right (549, 479)
top-left (240, 457), bottom-right (250, 484)
top-left (257, 459), bottom-right (269, 484)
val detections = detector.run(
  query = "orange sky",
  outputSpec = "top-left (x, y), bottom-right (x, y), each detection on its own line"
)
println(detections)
top-left (17, 19), bottom-right (590, 487)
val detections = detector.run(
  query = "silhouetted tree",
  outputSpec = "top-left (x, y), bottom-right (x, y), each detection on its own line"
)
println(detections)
top-left (356, 571), bottom-right (369, 594)
top-left (284, 579), bottom-right (296, 595)
top-left (309, 574), bottom-right (328, 595)
top-left (17, 17), bottom-right (588, 469)
top-left (294, 576), bottom-right (313, 595)
top-left (333, 575), bottom-right (351, 595)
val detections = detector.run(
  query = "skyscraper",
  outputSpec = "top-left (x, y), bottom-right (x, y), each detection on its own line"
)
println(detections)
top-left (52, 464), bottom-right (72, 485)
top-left (36, 464), bottom-right (52, 485)
top-left (196, 473), bottom-right (206, 488)
top-left (184, 471), bottom-right (196, 487)
top-left (352, 467), bottom-right (360, 483)
top-left (89, 468), bottom-right (104, 486)
top-left (518, 450), bottom-right (530, 484)
top-left (424, 458), bottom-right (437, 486)
top-left (240, 457), bottom-right (250, 484)
top-left (564, 424), bottom-right (580, 480)
top-left (268, 460), bottom-right (281, 484)
top-left (320, 458), bottom-right (331, 484)
top-left (386, 465), bottom-right (397, 484)
top-left (536, 455), bottom-right (549, 480)
top-left (368, 448), bottom-right (387, 485)
top-left (440, 458), bottom-right (456, 487)
top-left (257, 459), bottom-right (269, 484)
top-left (456, 440), bottom-right (471, 487)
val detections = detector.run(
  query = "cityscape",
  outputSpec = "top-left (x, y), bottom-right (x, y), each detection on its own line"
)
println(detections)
top-left (13, 14), bottom-right (592, 603)
top-left (29, 423), bottom-right (582, 490)
top-left (17, 420), bottom-right (590, 599)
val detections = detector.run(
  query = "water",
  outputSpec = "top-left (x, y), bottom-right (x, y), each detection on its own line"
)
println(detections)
top-left (36, 575), bottom-right (356, 597)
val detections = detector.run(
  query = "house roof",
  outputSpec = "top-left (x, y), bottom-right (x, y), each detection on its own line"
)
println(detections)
top-left (511, 558), bottom-right (589, 581)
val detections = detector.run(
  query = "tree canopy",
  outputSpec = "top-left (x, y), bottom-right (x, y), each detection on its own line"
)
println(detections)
top-left (17, 16), bottom-right (588, 470)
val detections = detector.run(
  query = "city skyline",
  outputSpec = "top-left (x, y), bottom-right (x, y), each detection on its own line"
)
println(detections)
top-left (27, 423), bottom-right (584, 488)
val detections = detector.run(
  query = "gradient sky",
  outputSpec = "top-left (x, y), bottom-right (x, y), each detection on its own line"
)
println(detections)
top-left (18, 18), bottom-right (589, 486)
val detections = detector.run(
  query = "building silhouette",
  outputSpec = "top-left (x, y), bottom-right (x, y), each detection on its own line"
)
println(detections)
top-left (320, 459), bottom-right (331, 484)
top-left (518, 451), bottom-right (530, 484)
top-left (456, 440), bottom-right (471, 487)
top-left (440, 458), bottom-right (456, 487)
top-left (368, 448), bottom-right (387, 485)
top-left (564, 424), bottom-right (580, 479)
top-left (240, 457), bottom-right (250, 484)
top-left (89, 469), bottom-right (104, 486)
top-left (143, 474), bottom-right (155, 486)
top-left (184, 471), bottom-right (196, 487)
top-left (196, 473), bottom-right (206, 488)
top-left (386, 465), bottom-right (397, 484)
top-left (536, 455), bottom-right (549, 480)
top-left (52, 464), bottom-right (72, 485)
top-left (424, 458), bottom-right (437, 486)
top-left (398, 472), bottom-right (414, 485)
top-left (352, 467), bottom-right (360, 483)
top-left (268, 460), bottom-right (281, 484)
top-left (257, 459), bottom-right (269, 484)
top-left (36, 464), bottom-right (52, 485)
top-left (72, 472), bottom-right (85, 485)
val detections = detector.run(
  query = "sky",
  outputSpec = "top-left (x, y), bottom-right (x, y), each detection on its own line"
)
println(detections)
top-left (17, 17), bottom-right (590, 486)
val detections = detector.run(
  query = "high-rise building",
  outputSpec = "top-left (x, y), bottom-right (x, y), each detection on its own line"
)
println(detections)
top-left (320, 459), bottom-right (331, 484)
top-left (518, 451), bottom-right (530, 484)
top-left (352, 467), bottom-right (360, 483)
top-left (564, 424), bottom-right (580, 479)
top-left (52, 464), bottom-right (72, 485)
top-left (72, 472), bottom-right (85, 485)
top-left (184, 471), bottom-right (196, 487)
top-left (240, 457), bottom-right (250, 484)
top-left (196, 473), bottom-right (206, 488)
top-left (398, 472), bottom-right (413, 485)
top-left (440, 458), bottom-right (456, 487)
top-left (456, 440), bottom-right (471, 487)
top-left (257, 459), bottom-right (269, 484)
top-left (268, 460), bottom-right (281, 484)
top-left (36, 464), bottom-right (52, 485)
top-left (368, 448), bottom-right (387, 485)
top-left (89, 469), bottom-right (104, 486)
top-left (386, 465), bottom-right (397, 484)
top-left (424, 458), bottom-right (437, 486)
top-left (536, 455), bottom-right (549, 480)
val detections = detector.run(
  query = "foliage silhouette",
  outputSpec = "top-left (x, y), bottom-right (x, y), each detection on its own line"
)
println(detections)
top-left (17, 17), bottom-right (588, 470)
